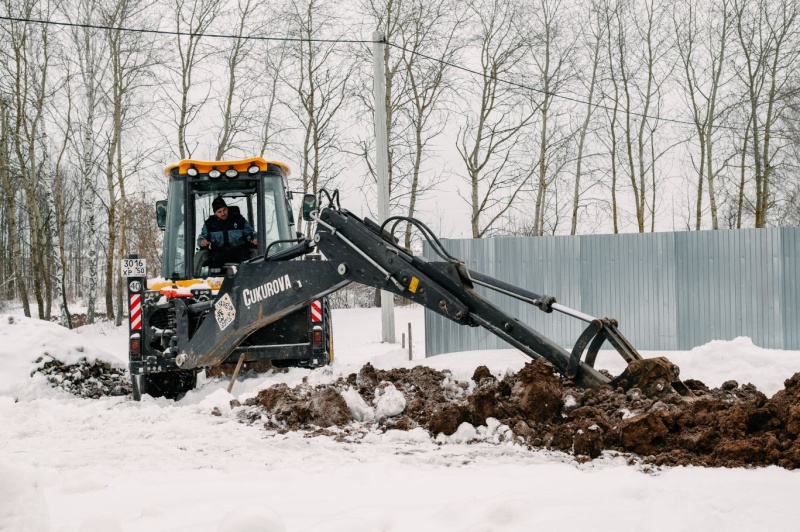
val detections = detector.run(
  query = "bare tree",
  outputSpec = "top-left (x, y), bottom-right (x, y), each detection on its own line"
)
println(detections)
top-left (607, 0), bottom-right (673, 232)
top-left (67, 0), bottom-right (108, 324)
top-left (47, 63), bottom-right (75, 328)
top-left (523, 0), bottom-right (578, 236)
top-left (456, 0), bottom-right (535, 238)
top-left (599, 0), bottom-right (622, 233)
top-left (125, 193), bottom-right (163, 272)
top-left (355, 0), bottom-right (411, 217)
top-left (570, 4), bottom-right (605, 235)
top-left (171, 0), bottom-right (221, 159)
top-left (100, 0), bottom-right (160, 324)
top-left (357, 0), bottom-right (464, 247)
top-left (0, 96), bottom-right (31, 316)
top-left (283, 0), bottom-right (352, 237)
top-left (255, 41), bottom-right (289, 158)
top-left (674, 0), bottom-right (733, 230)
top-left (214, 0), bottom-right (259, 159)
top-left (734, 0), bottom-right (799, 228)
top-left (1, 0), bottom-right (58, 318)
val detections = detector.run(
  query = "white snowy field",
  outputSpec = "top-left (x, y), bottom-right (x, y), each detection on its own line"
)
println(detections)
top-left (2, 306), bottom-right (800, 532)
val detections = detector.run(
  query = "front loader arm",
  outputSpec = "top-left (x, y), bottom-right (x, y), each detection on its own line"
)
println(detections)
top-left (174, 261), bottom-right (350, 369)
top-left (176, 206), bottom-right (693, 400)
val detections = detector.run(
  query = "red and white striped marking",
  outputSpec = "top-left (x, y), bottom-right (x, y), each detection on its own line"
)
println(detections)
top-left (130, 294), bottom-right (142, 331)
top-left (311, 299), bottom-right (322, 322)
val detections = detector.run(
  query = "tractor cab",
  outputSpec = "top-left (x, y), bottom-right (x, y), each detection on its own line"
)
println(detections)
top-left (158, 157), bottom-right (296, 280)
top-left (129, 157), bottom-right (332, 400)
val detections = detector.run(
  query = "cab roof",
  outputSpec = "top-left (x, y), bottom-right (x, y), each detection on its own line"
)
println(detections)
top-left (163, 157), bottom-right (291, 178)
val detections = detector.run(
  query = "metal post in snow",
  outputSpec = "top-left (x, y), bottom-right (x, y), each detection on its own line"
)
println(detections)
top-left (373, 30), bottom-right (396, 343)
top-left (408, 322), bottom-right (413, 360)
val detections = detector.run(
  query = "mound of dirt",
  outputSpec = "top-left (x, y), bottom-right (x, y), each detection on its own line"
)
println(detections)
top-left (34, 357), bottom-right (131, 399)
top-left (239, 359), bottom-right (800, 469)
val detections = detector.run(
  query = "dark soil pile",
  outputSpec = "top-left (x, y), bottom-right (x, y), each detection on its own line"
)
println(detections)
top-left (240, 359), bottom-right (800, 469)
top-left (34, 357), bottom-right (131, 399)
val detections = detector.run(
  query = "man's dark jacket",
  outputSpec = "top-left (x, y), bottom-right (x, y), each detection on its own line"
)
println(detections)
top-left (197, 212), bottom-right (255, 265)
top-left (197, 212), bottom-right (254, 248)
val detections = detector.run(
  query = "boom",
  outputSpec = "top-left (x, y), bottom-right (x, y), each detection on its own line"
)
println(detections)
top-left (170, 201), bottom-right (693, 400)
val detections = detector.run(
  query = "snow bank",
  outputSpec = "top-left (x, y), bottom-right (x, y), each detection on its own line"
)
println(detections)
top-left (422, 337), bottom-right (800, 398)
top-left (2, 307), bottom-right (800, 531)
top-left (0, 314), bottom-right (125, 397)
top-left (666, 336), bottom-right (800, 396)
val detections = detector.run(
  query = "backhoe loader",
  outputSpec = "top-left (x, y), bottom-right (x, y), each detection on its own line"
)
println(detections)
top-left (127, 157), bottom-right (694, 401)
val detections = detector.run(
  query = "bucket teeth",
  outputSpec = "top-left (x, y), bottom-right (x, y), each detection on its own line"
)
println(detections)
top-left (609, 357), bottom-right (697, 401)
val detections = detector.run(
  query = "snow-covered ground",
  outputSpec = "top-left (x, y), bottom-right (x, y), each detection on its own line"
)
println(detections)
top-left (2, 306), bottom-right (800, 531)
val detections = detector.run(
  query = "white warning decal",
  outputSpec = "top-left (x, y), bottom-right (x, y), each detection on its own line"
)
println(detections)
top-left (214, 293), bottom-right (236, 330)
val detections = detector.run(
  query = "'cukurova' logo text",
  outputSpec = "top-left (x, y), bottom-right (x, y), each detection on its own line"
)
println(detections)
top-left (242, 275), bottom-right (293, 307)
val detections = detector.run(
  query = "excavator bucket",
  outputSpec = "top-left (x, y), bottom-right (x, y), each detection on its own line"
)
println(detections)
top-left (569, 318), bottom-right (695, 400)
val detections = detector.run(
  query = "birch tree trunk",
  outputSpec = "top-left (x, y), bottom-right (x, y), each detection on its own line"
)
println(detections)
top-left (73, 0), bottom-right (105, 324)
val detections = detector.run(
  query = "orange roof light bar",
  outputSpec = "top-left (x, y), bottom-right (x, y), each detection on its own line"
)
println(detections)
top-left (163, 157), bottom-right (291, 178)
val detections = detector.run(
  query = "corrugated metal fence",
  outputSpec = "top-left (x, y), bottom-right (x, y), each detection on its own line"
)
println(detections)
top-left (423, 227), bottom-right (800, 356)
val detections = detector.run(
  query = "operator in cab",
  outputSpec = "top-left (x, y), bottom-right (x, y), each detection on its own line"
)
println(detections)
top-left (197, 197), bottom-right (258, 268)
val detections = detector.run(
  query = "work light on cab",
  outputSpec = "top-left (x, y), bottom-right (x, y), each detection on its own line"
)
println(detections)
top-left (225, 168), bottom-right (238, 178)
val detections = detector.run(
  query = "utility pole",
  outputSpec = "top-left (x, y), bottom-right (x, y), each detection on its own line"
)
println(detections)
top-left (373, 31), bottom-right (396, 343)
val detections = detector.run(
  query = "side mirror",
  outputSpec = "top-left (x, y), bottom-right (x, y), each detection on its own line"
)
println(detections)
top-left (155, 200), bottom-right (167, 230)
top-left (302, 193), bottom-right (317, 222)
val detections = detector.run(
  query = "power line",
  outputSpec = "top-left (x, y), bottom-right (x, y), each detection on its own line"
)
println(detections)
top-left (387, 42), bottom-right (792, 135)
top-left (0, 15), bottom-right (371, 44)
top-left (1, 15), bottom-right (794, 136)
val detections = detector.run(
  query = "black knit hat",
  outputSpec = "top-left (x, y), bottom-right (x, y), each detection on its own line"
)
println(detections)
top-left (212, 197), bottom-right (227, 212)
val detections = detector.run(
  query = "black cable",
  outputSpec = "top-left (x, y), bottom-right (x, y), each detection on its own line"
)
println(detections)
top-left (387, 41), bottom-right (791, 135)
top-left (318, 189), bottom-right (341, 210)
top-left (0, 15), bottom-right (373, 44)
top-left (3, 14), bottom-right (789, 136)
top-left (381, 215), bottom-right (460, 263)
